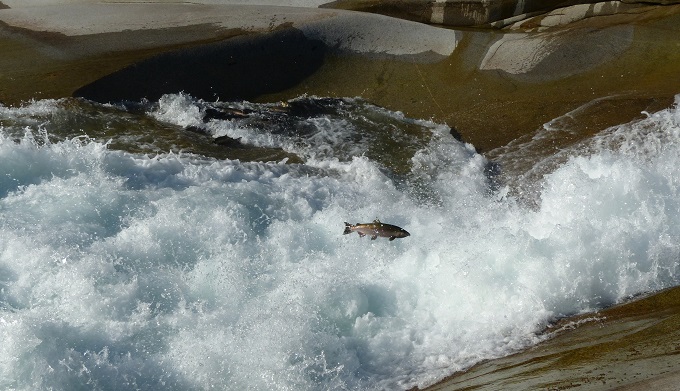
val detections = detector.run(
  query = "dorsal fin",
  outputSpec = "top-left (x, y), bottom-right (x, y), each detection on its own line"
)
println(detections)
top-left (373, 219), bottom-right (381, 224)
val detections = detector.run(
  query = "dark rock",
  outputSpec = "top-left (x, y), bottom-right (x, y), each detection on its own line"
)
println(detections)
top-left (184, 125), bottom-right (207, 134)
top-left (203, 107), bottom-right (250, 122)
top-left (74, 28), bottom-right (327, 104)
top-left (214, 135), bottom-right (245, 148)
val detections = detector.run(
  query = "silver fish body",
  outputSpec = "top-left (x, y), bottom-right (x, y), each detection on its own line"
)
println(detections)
top-left (343, 220), bottom-right (410, 241)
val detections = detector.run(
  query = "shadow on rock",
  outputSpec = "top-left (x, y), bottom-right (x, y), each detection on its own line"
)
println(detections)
top-left (74, 28), bottom-right (326, 104)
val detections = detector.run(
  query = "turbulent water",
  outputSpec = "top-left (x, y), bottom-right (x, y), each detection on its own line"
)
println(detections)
top-left (1, 93), bottom-right (680, 390)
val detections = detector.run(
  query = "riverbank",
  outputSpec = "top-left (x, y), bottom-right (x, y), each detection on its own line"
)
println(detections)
top-left (423, 285), bottom-right (680, 390)
top-left (2, 2), bottom-right (680, 155)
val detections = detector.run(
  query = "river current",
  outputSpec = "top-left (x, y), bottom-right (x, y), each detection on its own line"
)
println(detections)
top-left (1, 93), bottom-right (679, 390)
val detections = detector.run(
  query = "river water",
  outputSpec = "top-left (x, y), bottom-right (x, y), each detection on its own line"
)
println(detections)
top-left (1, 93), bottom-right (679, 390)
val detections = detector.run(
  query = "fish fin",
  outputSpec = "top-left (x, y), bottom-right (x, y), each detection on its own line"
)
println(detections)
top-left (358, 232), bottom-right (366, 237)
top-left (389, 236), bottom-right (396, 241)
top-left (343, 222), bottom-right (352, 235)
top-left (373, 219), bottom-right (381, 224)
top-left (371, 235), bottom-right (378, 240)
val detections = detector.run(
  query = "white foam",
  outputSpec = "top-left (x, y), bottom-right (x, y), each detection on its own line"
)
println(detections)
top-left (1, 95), bottom-right (680, 390)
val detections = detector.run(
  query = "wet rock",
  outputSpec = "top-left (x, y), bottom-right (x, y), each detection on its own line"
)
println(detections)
top-left (203, 107), bottom-right (250, 122)
top-left (501, 0), bottom-right (667, 29)
top-left (322, 0), bottom-right (680, 26)
top-left (74, 28), bottom-right (327, 103)
top-left (479, 25), bottom-right (634, 80)
top-left (421, 286), bottom-right (680, 391)
top-left (213, 135), bottom-right (245, 147)
top-left (183, 125), bottom-right (206, 135)
top-left (321, 0), bottom-right (565, 26)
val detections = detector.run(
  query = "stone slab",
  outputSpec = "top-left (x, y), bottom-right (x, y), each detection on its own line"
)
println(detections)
top-left (0, 3), bottom-right (459, 56)
top-left (0, 0), bottom-right (329, 8)
top-left (422, 286), bottom-right (680, 391)
top-left (1, 1), bottom-right (679, 157)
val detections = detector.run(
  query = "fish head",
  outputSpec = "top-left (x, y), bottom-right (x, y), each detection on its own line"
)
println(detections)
top-left (395, 229), bottom-right (410, 238)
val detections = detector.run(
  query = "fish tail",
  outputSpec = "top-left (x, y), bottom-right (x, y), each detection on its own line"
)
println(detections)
top-left (343, 222), bottom-right (353, 235)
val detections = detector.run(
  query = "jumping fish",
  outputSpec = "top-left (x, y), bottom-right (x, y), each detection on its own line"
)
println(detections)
top-left (343, 219), bottom-right (410, 241)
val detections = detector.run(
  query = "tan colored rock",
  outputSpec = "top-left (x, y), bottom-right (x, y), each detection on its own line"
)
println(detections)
top-left (0, 3), bottom-right (331, 37)
top-left (0, 0), bottom-right (329, 7)
top-left (0, 3), bottom-right (461, 109)
top-left (5, 0), bottom-right (678, 27)
top-left (504, 1), bottom-right (656, 30)
top-left (0, 3), bottom-right (458, 56)
top-left (422, 286), bottom-right (680, 391)
top-left (322, 0), bottom-right (556, 26)
top-left (1, 1), bottom-right (679, 155)
top-left (480, 26), bottom-right (634, 79)
top-left (321, 0), bottom-right (680, 26)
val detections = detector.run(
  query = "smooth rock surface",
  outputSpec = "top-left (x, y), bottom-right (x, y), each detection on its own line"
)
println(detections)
top-left (422, 286), bottom-right (680, 390)
top-left (480, 26), bottom-right (634, 79)
top-left (503, 0), bottom-right (671, 29)
top-left (0, 3), bottom-right (459, 107)
top-left (1, 1), bottom-right (679, 154)
top-left (320, 0), bottom-right (680, 26)
top-left (0, 0), bottom-right (330, 7)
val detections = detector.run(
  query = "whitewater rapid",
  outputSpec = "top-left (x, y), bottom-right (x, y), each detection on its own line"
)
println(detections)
top-left (1, 94), bottom-right (679, 390)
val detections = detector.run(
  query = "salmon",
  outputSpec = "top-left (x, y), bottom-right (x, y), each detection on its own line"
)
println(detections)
top-left (343, 219), bottom-right (410, 241)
